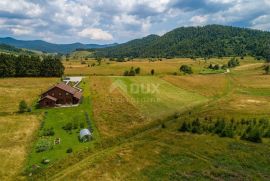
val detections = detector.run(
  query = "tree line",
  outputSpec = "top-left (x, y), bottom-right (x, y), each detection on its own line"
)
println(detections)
top-left (178, 117), bottom-right (270, 143)
top-left (0, 54), bottom-right (64, 77)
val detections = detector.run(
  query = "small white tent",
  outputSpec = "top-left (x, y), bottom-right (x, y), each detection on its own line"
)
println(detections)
top-left (79, 129), bottom-right (91, 142)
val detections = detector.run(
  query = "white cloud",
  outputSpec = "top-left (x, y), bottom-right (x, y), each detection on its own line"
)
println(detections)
top-left (251, 15), bottom-right (270, 30)
top-left (190, 15), bottom-right (208, 25)
top-left (11, 27), bottom-right (32, 35)
top-left (0, 0), bottom-right (42, 17)
top-left (78, 28), bottom-right (113, 41)
top-left (0, 0), bottom-right (269, 43)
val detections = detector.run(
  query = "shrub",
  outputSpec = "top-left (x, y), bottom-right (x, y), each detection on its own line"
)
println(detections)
top-left (220, 126), bottom-right (235, 138)
top-left (42, 128), bottom-right (55, 136)
top-left (228, 58), bottom-right (240, 68)
top-left (63, 122), bottom-right (73, 131)
top-left (135, 67), bottom-right (141, 74)
top-left (213, 64), bottom-right (220, 70)
top-left (151, 69), bottom-right (155, 75)
top-left (241, 127), bottom-right (262, 143)
top-left (123, 70), bottom-right (129, 76)
top-left (180, 65), bottom-right (193, 74)
top-left (179, 121), bottom-right (189, 132)
top-left (66, 148), bottom-right (73, 153)
top-left (19, 100), bottom-right (28, 113)
top-left (35, 139), bottom-right (52, 153)
top-left (264, 65), bottom-right (270, 74)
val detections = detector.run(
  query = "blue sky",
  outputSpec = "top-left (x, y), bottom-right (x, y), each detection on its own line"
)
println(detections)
top-left (0, 0), bottom-right (269, 44)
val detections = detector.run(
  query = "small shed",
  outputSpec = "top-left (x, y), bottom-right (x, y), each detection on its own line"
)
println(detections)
top-left (79, 129), bottom-right (91, 142)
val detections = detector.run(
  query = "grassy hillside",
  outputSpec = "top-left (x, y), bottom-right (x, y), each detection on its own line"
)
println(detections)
top-left (28, 60), bottom-right (270, 180)
top-left (0, 78), bottom-right (57, 180)
top-left (0, 57), bottom-right (269, 180)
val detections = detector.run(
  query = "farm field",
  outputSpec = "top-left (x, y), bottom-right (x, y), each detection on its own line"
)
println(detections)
top-left (0, 78), bottom-right (58, 113)
top-left (42, 121), bottom-right (270, 181)
top-left (0, 78), bottom-right (57, 180)
top-left (111, 76), bottom-right (208, 119)
top-left (29, 59), bottom-right (270, 180)
top-left (64, 57), bottom-right (258, 76)
top-left (0, 57), bottom-right (269, 180)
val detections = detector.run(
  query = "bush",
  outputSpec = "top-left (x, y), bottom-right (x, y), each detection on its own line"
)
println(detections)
top-left (180, 65), bottom-right (193, 74)
top-left (179, 121), bottom-right (189, 132)
top-left (264, 65), bottom-right (270, 74)
top-left (42, 128), bottom-right (55, 136)
top-left (135, 67), bottom-right (141, 74)
top-left (151, 69), bottom-right (155, 75)
top-left (66, 148), bottom-right (73, 153)
top-left (35, 139), bottom-right (52, 153)
top-left (241, 127), bottom-right (262, 143)
top-left (19, 100), bottom-right (28, 113)
top-left (220, 126), bottom-right (234, 138)
top-left (228, 58), bottom-right (240, 68)
top-left (62, 122), bottom-right (73, 131)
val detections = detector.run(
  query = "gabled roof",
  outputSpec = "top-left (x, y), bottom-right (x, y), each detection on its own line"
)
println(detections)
top-left (55, 83), bottom-right (78, 95)
top-left (39, 95), bottom-right (57, 102)
top-left (74, 91), bottom-right (82, 100)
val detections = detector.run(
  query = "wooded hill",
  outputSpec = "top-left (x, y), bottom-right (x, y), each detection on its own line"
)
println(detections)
top-left (95, 25), bottom-right (270, 59)
top-left (0, 44), bottom-right (34, 55)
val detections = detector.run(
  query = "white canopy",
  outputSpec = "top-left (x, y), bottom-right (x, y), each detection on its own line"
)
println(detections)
top-left (79, 129), bottom-right (91, 139)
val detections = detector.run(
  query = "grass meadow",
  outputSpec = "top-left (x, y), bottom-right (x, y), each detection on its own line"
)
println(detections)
top-left (111, 76), bottom-right (208, 119)
top-left (0, 56), bottom-right (269, 180)
top-left (0, 78), bottom-right (57, 180)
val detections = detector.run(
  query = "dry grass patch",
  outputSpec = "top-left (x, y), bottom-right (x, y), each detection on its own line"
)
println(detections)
top-left (0, 114), bottom-right (40, 180)
top-left (64, 58), bottom-right (207, 76)
top-left (0, 78), bottom-right (58, 112)
top-left (90, 76), bottom-right (150, 138)
top-left (162, 74), bottom-right (228, 98)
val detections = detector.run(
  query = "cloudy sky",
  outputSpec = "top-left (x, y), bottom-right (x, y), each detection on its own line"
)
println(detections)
top-left (0, 0), bottom-right (269, 44)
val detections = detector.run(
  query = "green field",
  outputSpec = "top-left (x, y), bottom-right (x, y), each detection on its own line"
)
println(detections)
top-left (111, 76), bottom-right (208, 119)
top-left (0, 57), bottom-right (270, 180)
top-left (27, 78), bottom-right (100, 169)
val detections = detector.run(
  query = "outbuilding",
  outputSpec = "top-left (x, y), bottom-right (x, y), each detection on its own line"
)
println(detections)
top-left (79, 129), bottom-right (91, 142)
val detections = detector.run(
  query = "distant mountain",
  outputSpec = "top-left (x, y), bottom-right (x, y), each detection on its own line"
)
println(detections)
top-left (0, 37), bottom-right (117, 54)
top-left (96, 25), bottom-right (270, 59)
top-left (0, 43), bottom-right (34, 55)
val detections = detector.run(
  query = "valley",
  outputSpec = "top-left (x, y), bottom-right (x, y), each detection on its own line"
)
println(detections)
top-left (0, 56), bottom-right (269, 180)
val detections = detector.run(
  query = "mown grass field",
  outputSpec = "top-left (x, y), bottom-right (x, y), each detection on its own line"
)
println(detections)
top-left (111, 76), bottom-right (208, 119)
top-left (64, 56), bottom-right (258, 76)
top-left (44, 120), bottom-right (270, 181)
top-left (0, 57), bottom-right (269, 180)
top-left (0, 78), bottom-right (57, 180)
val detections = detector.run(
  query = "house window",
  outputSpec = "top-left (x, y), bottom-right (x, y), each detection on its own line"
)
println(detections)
top-left (66, 93), bottom-right (69, 96)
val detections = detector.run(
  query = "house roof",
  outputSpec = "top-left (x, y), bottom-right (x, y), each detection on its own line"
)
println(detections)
top-left (55, 83), bottom-right (78, 95)
top-left (74, 91), bottom-right (82, 100)
top-left (39, 95), bottom-right (57, 102)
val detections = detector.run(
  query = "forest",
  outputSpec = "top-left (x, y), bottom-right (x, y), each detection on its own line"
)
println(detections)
top-left (0, 54), bottom-right (64, 77)
top-left (95, 25), bottom-right (270, 59)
